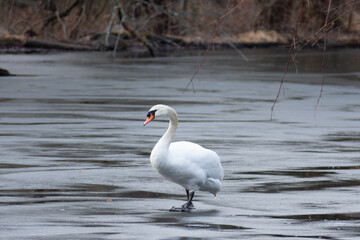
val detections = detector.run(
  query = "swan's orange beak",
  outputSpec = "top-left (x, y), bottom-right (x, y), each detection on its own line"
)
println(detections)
top-left (143, 113), bottom-right (154, 126)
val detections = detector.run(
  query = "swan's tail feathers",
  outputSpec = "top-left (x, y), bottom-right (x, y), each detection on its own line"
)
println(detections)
top-left (200, 178), bottom-right (222, 196)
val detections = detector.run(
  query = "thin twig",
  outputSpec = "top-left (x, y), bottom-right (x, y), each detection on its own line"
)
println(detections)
top-left (55, 11), bottom-right (68, 40)
top-left (8, 0), bottom-right (15, 26)
top-left (113, 7), bottom-right (126, 57)
top-left (208, 1), bottom-right (244, 26)
top-left (226, 41), bottom-right (248, 61)
top-left (270, 0), bottom-right (305, 120)
top-left (42, 0), bottom-right (80, 29)
top-left (69, 2), bottom-right (86, 38)
top-left (105, 6), bottom-right (120, 47)
top-left (184, 0), bottom-right (241, 93)
top-left (314, 0), bottom-right (332, 119)
top-left (300, 1), bottom-right (358, 48)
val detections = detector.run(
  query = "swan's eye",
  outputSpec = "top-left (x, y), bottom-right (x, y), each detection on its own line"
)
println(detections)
top-left (147, 110), bottom-right (157, 118)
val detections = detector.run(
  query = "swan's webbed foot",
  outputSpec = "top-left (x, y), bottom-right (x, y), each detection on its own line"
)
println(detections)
top-left (169, 203), bottom-right (195, 213)
top-left (169, 189), bottom-right (195, 212)
top-left (182, 202), bottom-right (195, 209)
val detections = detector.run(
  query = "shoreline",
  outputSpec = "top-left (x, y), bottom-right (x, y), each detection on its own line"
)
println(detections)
top-left (1, 29), bottom-right (359, 56)
top-left (1, 38), bottom-right (359, 56)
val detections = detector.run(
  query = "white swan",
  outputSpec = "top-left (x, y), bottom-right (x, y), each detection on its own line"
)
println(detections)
top-left (143, 104), bottom-right (224, 212)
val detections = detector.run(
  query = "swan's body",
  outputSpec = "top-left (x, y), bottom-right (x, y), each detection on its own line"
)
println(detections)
top-left (144, 104), bottom-right (224, 211)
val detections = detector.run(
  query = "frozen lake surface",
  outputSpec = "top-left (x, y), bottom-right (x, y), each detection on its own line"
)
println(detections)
top-left (0, 49), bottom-right (359, 239)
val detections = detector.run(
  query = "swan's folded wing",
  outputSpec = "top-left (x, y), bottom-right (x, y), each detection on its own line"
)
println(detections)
top-left (169, 141), bottom-right (224, 180)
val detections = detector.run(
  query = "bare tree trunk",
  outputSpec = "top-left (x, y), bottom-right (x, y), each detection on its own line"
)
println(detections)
top-left (117, 6), bottom-right (156, 57)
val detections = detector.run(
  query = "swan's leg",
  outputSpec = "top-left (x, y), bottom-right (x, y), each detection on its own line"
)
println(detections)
top-left (169, 190), bottom-right (195, 212)
top-left (182, 191), bottom-right (195, 209)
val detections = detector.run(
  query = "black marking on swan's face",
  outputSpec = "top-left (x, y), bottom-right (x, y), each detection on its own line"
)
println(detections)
top-left (147, 110), bottom-right (157, 119)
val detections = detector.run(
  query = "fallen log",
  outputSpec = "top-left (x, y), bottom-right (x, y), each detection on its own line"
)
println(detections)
top-left (24, 39), bottom-right (100, 51)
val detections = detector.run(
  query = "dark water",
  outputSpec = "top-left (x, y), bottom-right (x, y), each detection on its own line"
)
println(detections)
top-left (0, 48), bottom-right (359, 239)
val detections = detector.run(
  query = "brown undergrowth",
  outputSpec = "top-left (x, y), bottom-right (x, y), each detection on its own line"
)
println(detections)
top-left (0, 0), bottom-right (358, 54)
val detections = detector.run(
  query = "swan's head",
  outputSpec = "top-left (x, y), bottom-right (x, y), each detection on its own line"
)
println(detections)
top-left (143, 104), bottom-right (171, 126)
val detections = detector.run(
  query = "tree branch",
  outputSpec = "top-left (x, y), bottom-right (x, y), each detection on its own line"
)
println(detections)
top-left (42, 0), bottom-right (80, 29)
top-left (113, 6), bottom-right (126, 57)
top-left (118, 7), bottom-right (156, 57)
top-left (105, 6), bottom-right (119, 47)
top-left (55, 10), bottom-right (68, 40)
top-left (270, 0), bottom-right (305, 120)
top-left (184, 0), bottom-right (242, 92)
top-left (314, 0), bottom-right (332, 119)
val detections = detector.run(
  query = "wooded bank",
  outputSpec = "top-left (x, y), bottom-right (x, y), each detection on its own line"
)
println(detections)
top-left (1, 0), bottom-right (359, 56)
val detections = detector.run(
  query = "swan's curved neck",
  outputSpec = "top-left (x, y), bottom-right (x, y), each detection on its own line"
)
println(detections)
top-left (151, 107), bottom-right (178, 166)
top-left (158, 107), bottom-right (178, 149)
top-left (150, 106), bottom-right (177, 172)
